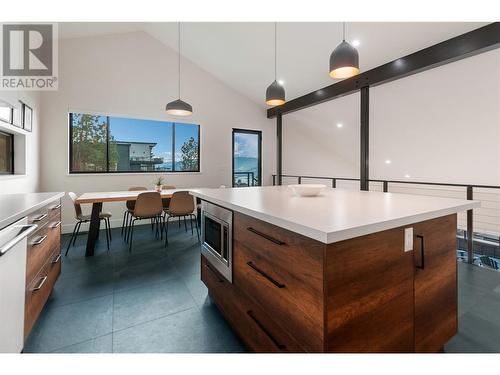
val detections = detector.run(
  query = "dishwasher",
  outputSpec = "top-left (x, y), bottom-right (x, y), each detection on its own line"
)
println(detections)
top-left (0, 217), bottom-right (38, 353)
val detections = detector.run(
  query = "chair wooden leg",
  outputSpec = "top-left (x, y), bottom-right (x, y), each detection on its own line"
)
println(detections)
top-left (65, 222), bottom-right (79, 256)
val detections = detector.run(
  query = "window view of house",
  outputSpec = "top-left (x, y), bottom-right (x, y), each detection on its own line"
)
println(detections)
top-left (233, 129), bottom-right (261, 187)
top-left (70, 113), bottom-right (200, 173)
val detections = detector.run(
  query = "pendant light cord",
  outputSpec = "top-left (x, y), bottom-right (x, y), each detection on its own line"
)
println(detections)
top-left (178, 22), bottom-right (181, 99)
top-left (342, 22), bottom-right (346, 41)
top-left (274, 22), bottom-right (277, 81)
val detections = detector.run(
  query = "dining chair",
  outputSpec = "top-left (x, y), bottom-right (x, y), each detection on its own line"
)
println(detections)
top-left (122, 186), bottom-right (147, 239)
top-left (163, 191), bottom-right (199, 246)
top-left (161, 185), bottom-right (176, 212)
top-left (127, 192), bottom-right (164, 252)
top-left (65, 192), bottom-right (112, 255)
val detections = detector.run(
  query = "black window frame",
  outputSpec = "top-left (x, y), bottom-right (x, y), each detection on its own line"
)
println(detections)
top-left (0, 130), bottom-right (14, 175)
top-left (232, 128), bottom-right (262, 187)
top-left (69, 112), bottom-right (201, 174)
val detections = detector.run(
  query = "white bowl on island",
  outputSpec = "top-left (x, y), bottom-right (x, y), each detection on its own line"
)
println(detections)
top-left (288, 184), bottom-right (326, 197)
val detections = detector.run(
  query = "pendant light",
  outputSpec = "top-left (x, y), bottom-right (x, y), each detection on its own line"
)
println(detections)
top-left (266, 22), bottom-right (285, 106)
top-left (166, 22), bottom-right (193, 116)
top-left (329, 22), bottom-right (360, 79)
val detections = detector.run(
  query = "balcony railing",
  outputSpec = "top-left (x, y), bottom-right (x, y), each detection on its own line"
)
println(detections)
top-left (272, 174), bottom-right (500, 270)
top-left (234, 171), bottom-right (258, 187)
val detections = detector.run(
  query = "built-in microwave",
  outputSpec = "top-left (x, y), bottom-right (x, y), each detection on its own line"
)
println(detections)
top-left (201, 201), bottom-right (233, 283)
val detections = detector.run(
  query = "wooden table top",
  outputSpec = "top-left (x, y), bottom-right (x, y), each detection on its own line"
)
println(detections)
top-left (76, 189), bottom-right (193, 204)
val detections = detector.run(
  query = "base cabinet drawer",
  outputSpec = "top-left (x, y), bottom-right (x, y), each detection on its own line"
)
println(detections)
top-left (201, 255), bottom-right (305, 353)
top-left (25, 249), bottom-right (61, 339)
top-left (26, 223), bottom-right (61, 284)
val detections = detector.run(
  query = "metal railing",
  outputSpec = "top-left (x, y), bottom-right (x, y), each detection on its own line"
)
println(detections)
top-left (272, 174), bottom-right (500, 269)
top-left (234, 172), bottom-right (258, 187)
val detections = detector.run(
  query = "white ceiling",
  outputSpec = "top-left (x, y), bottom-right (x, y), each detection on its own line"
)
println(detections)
top-left (59, 22), bottom-right (488, 107)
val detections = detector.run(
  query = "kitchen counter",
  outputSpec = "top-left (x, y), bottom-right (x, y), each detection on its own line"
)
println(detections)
top-left (0, 192), bottom-right (65, 230)
top-left (191, 185), bottom-right (480, 244)
top-left (196, 185), bottom-right (480, 352)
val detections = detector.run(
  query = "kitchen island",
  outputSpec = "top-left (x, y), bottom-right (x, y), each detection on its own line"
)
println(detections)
top-left (191, 186), bottom-right (479, 353)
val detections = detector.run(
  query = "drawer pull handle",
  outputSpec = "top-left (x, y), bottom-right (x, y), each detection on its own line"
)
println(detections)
top-left (247, 261), bottom-right (285, 289)
top-left (416, 235), bottom-right (425, 270)
top-left (51, 254), bottom-right (61, 264)
top-left (247, 310), bottom-right (286, 351)
top-left (51, 221), bottom-right (62, 229)
top-left (32, 276), bottom-right (48, 291)
top-left (204, 263), bottom-right (225, 283)
top-left (51, 204), bottom-right (61, 210)
top-left (247, 227), bottom-right (286, 245)
top-left (32, 235), bottom-right (47, 246)
top-left (32, 213), bottom-right (48, 222)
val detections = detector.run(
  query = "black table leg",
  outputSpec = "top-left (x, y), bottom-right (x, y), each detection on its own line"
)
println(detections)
top-left (85, 202), bottom-right (102, 257)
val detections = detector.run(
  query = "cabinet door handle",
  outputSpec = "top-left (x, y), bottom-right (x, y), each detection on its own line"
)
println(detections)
top-left (247, 310), bottom-right (286, 351)
top-left (51, 204), bottom-right (61, 210)
top-left (32, 235), bottom-right (47, 246)
top-left (51, 221), bottom-right (62, 229)
top-left (247, 261), bottom-right (286, 289)
top-left (416, 235), bottom-right (425, 270)
top-left (32, 213), bottom-right (48, 222)
top-left (32, 276), bottom-right (48, 291)
top-left (204, 263), bottom-right (225, 283)
top-left (51, 254), bottom-right (61, 264)
top-left (247, 227), bottom-right (286, 245)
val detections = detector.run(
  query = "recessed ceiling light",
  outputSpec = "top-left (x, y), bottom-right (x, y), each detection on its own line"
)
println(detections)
top-left (336, 123), bottom-right (343, 128)
top-left (385, 160), bottom-right (392, 164)
top-left (405, 174), bottom-right (411, 178)
top-left (352, 40), bottom-right (360, 47)
top-left (278, 79), bottom-right (285, 85)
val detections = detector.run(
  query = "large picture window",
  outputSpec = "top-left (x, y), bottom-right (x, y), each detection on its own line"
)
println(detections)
top-left (69, 113), bottom-right (200, 173)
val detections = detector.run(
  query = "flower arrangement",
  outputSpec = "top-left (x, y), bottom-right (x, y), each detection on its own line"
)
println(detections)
top-left (153, 176), bottom-right (165, 192)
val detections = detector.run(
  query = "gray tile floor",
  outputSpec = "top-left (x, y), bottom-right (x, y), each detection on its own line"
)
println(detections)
top-left (24, 223), bottom-right (245, 353)
top-left (24, 224), bottom-right (500, 353)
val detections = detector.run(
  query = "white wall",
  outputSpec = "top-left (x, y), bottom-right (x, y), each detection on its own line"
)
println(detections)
top-left (39, 31), bottom-right (275, 232)
top-left (0, 91), bottom-right (41, 193)
top-left (370, 48), bottom-right (500, 186)
top-left (283, 93), bottom-right (360, 185)
top-left (281, 49), bottom-right (500, 187)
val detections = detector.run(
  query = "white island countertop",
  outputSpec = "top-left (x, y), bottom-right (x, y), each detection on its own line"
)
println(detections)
top-left (191, 186), bottom-right (480, 244)
top-left (0, 192), bottom-right (65, 230)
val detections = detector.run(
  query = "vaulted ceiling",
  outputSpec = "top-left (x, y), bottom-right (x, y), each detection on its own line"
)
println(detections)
top-left (59, 22), bottom-right (488, 107)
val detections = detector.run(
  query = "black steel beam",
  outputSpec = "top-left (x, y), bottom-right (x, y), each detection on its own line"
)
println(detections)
top-left (267, 22), bottom-right (500, 118)
top-left (276, 114), bottom-right (283, 185)
top-left (360, 87), bottom-right (369, 191)
top-left (466, 186), bottom-right (474, 264)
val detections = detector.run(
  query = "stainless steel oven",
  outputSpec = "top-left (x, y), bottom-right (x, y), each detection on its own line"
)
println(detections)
top-left (201, 201), bottom-right (233, 283)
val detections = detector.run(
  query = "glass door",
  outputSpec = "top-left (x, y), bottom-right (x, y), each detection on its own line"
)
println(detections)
top-left (232, 129), bottom-right (262, 187)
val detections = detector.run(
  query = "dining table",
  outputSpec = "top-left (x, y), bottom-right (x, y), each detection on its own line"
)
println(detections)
top-left (76, 189), bottom-right (195, 257)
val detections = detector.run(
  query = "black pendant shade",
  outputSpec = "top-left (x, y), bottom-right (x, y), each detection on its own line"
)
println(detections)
top-left (265, 22), bottom-right (285, 106)
top-left (165, 99), bottom-right (193, 117)
top-left (329, 23), bottom-right (360, 79)
top-left (266, 80), bottom-right (285, 106)
top-left (166, 22), bottom-right (193, 116)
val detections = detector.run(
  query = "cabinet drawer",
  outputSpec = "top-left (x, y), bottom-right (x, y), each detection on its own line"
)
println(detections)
top-left (201, 255), bottom-right (304, 353)
top-left (48, 201), bottom-right (61, 222)
top-left (28, 206), bottom-right (50, 228)
top-left (233, 213), bottom-right (324, 351)
top-left (25, 249), bottom-right (61, 339)
top-left (26, 223), bottom-right (61, 285)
